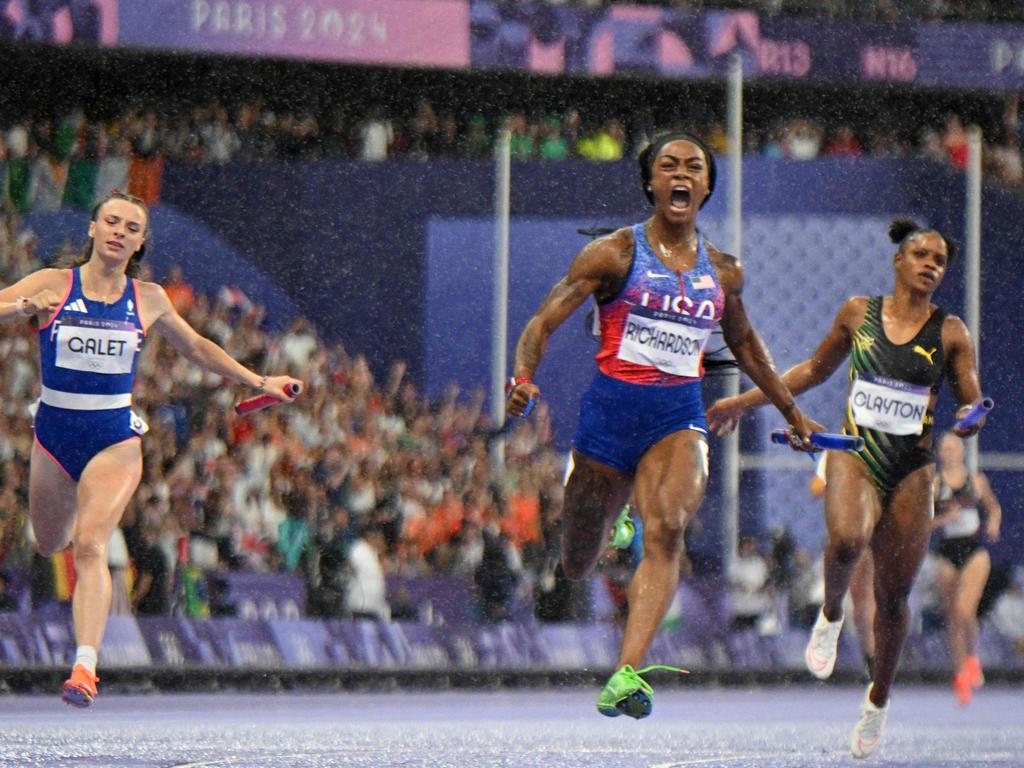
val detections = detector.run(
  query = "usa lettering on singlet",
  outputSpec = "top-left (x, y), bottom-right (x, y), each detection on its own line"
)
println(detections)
top-left (849, 373), bottom-right (930, 436)
top-left (616, 306), bottom-right (711, 378)
top-left (53, 317), bottom-right (141, 375)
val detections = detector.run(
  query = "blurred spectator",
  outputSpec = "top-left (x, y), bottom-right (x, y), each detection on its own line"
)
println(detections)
top-left (577, 119), bottom-right (625, 161)
top-left (359, 107), bottom-right (393, 162)
top-left (460, 114), bottom-right (492, 158)
top-left (132, 525), bottom-right (170, 616)
top-left (942, 113), bottom-right (969, 169)
top-left (826, 125), bottom-right (864, 156)
top-left (474, 524), bottom-right (520, 623)
top-left (784, 118), bottom-right (824, 160)
top-left (163, 265), bottom-right (196, 316)
top-left (345, 527), bottom-right (390, 620)
top-left (0, 570), bottom-right (17, 612)
top-left (727, 535), bottom-right (772, 631)
top-left (507, 112), bottom-right (535, 160)
top-left (988, 570), bottom-right (1024, 656)
top-left (277, 492), bottom-right (313, 574)
top-left (538, 116), bottom-right (569, 161)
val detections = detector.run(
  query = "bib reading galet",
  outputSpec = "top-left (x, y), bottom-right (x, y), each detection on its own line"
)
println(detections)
top-left (54, 317), bottom-right (140, 375)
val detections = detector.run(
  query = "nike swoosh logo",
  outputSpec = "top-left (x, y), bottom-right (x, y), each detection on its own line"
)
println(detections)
top-left (646, 270), bottom-right (673, 279)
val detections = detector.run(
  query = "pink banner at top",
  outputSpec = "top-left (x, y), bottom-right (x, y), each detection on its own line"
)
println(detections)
top-left (116, 0), bottom-right (469, 68)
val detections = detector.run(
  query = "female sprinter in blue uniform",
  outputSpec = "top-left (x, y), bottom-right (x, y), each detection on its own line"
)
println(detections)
top-left (507, 133), bottom-right (820, 719)
top-left (933, 431), bottom-right (1001, 705)
top-left (708, 219), bottom-right (988, 758)
top-left (0, 192), bottom-right (301, 707)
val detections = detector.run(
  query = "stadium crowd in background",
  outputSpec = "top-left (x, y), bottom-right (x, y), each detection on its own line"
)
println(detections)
top-left (2, 95), bottom-right (1024, 212)
top-left (0, 211), bottom-right (1021, 663)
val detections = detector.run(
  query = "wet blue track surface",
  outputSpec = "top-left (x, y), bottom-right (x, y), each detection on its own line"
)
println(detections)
top-left (1, 686), bottom-right (1021, 767)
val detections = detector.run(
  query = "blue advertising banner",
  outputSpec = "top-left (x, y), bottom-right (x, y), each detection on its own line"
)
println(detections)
top-left (5, 1), bottom-right (1024, 90)
top-left (470, 2), bottom-right (1024, 91)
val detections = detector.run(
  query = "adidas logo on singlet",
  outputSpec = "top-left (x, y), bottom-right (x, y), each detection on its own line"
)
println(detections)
top-left (66, 299), bottom-right (88, 314)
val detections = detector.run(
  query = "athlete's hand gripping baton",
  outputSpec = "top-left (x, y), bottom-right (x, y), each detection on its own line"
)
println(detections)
top-left (771, 429), bottom-right (865, 452)
top-left (954, 398), bottom-right (994, 431)
top-left (498, 396), bottom-right (537, 437)
top-left (235, 383), bottom-right (302, 416)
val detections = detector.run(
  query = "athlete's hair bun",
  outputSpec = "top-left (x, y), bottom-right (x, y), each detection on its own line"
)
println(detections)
top-left (888, 218), bottom-right (921, 244)
top-left (887, 217), bottom-right (959, 262)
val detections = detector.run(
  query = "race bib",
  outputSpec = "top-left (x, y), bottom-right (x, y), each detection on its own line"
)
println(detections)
top-left (942, 506), bottom-right (980, 538)
top-left (54, 317), bottom-right (140, 375)
top-left (617, 305), bottom-right (711, 378)
top-left (850, 374), bottom-right (930, 436)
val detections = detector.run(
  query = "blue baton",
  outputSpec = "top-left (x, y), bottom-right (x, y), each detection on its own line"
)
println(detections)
top-left (770, 429), bottom-right (865, 452)
top-left (955, 398), bottom-right (994, 431)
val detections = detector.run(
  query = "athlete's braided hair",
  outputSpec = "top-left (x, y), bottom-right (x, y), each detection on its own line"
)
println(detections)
top-left (888, 218), bottom-right (958, 262)
top-left (58, 190), bottom-right (151, 278)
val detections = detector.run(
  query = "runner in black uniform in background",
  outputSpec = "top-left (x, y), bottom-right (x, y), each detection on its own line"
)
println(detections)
top-left (933, 431), bottom-right (1002, 706)
top-left (706, 218), bottom-right (988, 759)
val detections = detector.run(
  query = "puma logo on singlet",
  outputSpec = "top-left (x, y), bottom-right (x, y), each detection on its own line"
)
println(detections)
top-left (912, 345), bottom-right (937, 364)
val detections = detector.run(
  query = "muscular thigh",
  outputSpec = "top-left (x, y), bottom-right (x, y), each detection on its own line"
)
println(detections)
top-left (74, 439), bottom-right (143, 539)
top-left (563, 450), bottom-right (633, 523)
top-left (634, 429), bottom-right (708, 525)
top-left (871, 463), bottom-right (934, 587)
top-left (29, 440), bottom-right (78, 552)
top-left (824, 451), bottom-right (882, 543)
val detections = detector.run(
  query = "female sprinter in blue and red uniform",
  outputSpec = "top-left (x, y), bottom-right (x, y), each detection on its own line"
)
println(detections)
top-left (507, 132), bottom-right (820, 719)
top-left (0, 192), bottom-right (301, 707)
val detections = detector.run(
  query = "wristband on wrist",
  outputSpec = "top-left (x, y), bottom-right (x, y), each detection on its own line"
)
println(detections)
top-left (15, 297), bottom-right (32, 317)
top-left (257, 375), bottom-right (268, 392)
top-left (505, 376), bottom-right (532, 395)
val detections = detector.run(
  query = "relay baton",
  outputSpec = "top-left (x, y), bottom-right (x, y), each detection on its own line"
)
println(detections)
top-left (770, 429), bottom-right (865, 452)
top-left (498, 396), bottom-right (537, 436)
top-left (234, 383), bottom-right (302, 416)
top-left (954, 398), bottom-right (994, 431)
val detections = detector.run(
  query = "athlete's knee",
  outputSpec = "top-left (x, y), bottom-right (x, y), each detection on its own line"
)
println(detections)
top-left (71, 533), bottom-right (108, 566)
top-left (642, 513), bottom-right (688, 559)
top-left (954, 599), bottom-right (978, 624)
top-left (829, 536), bottom-right (870, 566)
top-left (873, 588), bottom-right (910, 622)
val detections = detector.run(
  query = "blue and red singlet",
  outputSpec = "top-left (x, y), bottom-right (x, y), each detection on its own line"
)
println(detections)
top-left (572, 224), bottom-right (725, 475)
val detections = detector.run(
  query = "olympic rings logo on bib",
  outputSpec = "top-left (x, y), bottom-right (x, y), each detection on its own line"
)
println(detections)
top-left (850, 373), bottom-right (930, 436)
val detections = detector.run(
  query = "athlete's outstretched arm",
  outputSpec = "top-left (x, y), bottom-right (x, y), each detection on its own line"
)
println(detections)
top-left (710, 254), bottom-right (823, 440)
top-left (0, 269), bottom-right (66, 323)
top-left (708, 297), bottom-right (861, 434)
top-left (507, 231), bottom-right (630, 416)
top-left (141, 282), bottom-right (301, 400)
top-left (942, 315), bottom-right (984, 437)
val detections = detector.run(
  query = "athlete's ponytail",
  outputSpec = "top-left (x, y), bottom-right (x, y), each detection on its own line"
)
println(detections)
top-left (888, 218), bottom-right (958, 262)
top-left (58, 190), bottom-right (151, 278)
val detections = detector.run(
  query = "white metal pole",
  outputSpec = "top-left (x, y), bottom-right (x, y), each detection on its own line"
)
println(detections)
top-left (723, 54), bottom-right (743, 570)
top-left (965, 126), bottom-right (982, 474)
top-left (491, 129), bottom-right (512, 470)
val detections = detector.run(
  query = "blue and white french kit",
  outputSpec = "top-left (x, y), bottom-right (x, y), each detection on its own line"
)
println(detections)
top-left (33, 268), bottom-right (149, 480)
